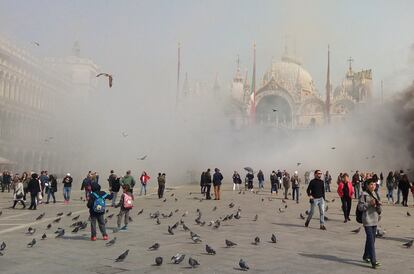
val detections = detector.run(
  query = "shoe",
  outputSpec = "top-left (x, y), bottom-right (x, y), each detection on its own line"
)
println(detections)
top-left (91, 236), bottom-right (97, 241)
top-left (305, 220), bottom-right (309, 227)
top-left (363, 258), bottom-right (371, 264)
top-left (320, 225), bottom-right (327, 230)
top-left (103, 235), bottom-right (109, 240)
top-left (120, 226), bottom-right (128, 231)
top-left (344, 220), bottom-right (347, 223)
top-left (347, 217), bottom-right (351, 221)
top-left (371, 262), bottom-right (381, 269)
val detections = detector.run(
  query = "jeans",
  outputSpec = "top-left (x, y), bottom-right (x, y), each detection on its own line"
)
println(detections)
top-left (271, 182), bottom-right (278, 194)
top-left (354, 185), bottom-right (360, 199)
top-left (140, 183), bottom-right (147, 195)
top-left (158, 185), bottom-right (165, 198)
top-left (90, 214), bottom-right (107, 237)
top-left (63, 187), bottom-right (71, 201)
top-left (28, 193), bottom-right (37, 209)
top-left (325, 183), bottom-right (331, 192)
top-left (363, 226), bottom-right (377, 265)
top-left (396, 188), bottom-right (401, 203)
top-left (386, 188), bottom-right (394, 203)
top-left (292, 187), bottom-right (299, 203)
top-left (258, 180), bottom-right (264, 189)
top-left (284, 186), bottom-right (289, 199)
top-left (341, 196), bottom-right (352, 220)
top-left (117, 208), bottom-right (130, 228)
top-left (233, 183), bottom-right (240, 191)
top-left (47, 189), bottom-right (56, 203)
top-left (111, 192), bottom-right (118, 206)
top-left (306, 197), bottom-right (325, 225)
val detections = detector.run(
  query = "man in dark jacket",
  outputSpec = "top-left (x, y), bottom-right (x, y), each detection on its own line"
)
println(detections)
top-left (270, 171), bottom-right (278, 194)
top-left (27, 173), bottom-right (41, 210)
top-left (108, 170), bottom-right (120, 206)
top-left (157, 173), bottom-right (166, 199)
top-left (257, 170), bottom-right (265, 190)
top-left (213, 168), bottom-right (223, 200)
top-left (200, 171), bottom-right (206, 194)
top-left (305, 170), bottom-right (326, 230)
top-left (1, 171), bottom-right (11, 193)
top-left (204, 169), bottom-right (212, 200)
top-left (87, 183), bottom-right (113, 241)
top-left (62, 173), bottom-right (73, 204)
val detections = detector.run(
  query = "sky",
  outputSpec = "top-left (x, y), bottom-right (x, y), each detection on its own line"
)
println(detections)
top-left (1, 0), bottom-right (414, 98)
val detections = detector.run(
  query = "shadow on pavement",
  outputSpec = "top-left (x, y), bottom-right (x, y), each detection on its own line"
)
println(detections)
top-left (298, 253), bottom-right (368, 268)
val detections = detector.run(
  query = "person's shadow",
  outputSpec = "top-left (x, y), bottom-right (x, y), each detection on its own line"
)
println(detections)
top-left (298, 253), bottom-right (369, 268)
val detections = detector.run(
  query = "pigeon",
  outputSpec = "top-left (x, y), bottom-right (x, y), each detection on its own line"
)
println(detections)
top-left (72, 215), bottom-right (80, 221)
top-left (170, 193), bottom-right (175, 197)
top-left (229, 202), bottom-right (235, 208)
top-left (46, 223), bottom-right (52, 229)
top-left (163, 198), bottom-right (167, 202)
top-left (403, 240), bottom-right (413, 248)
top-left (282, 199), bottom-right (286, 203)
top-left (284, 204), bottom-right (288, 209)
top-left (297, 162), bottom-right (302, 166)
top-left (272, 109), bottom-right (277, 112)
top-left (26, 227), bottom-right (36, 235)
top-left (36, 213), bottom-right (45, 220)
top-left (115, 249), bottom-right (129, 262)
top-left (239, 259), bottom-right (249, 271)
top-left (66, 212), bottom-right (72, 216)
top-left (212, 206), bottom-right (217, 211)
top-left (225, 239), bottom-right (237, 247)
top-left (190, 231), bottom-right (200, 238)
top-left (168, 226), bottom-right (174, 235)
top-left (174, 209), bottom-right (179, 213)
top-left (325, 205), bottom-right (329, 212)
top-left (234, 211), bottom-right (241, 219)
top-left (128, 216), bottom-right (133, 222)
top-left (213, 220), bottom-right (221, 229)
top-left (191, 234), bottom-right (202, 243)
top-left (168, 212), bottom-right (173, 218)
top-left (55, 229), bottom-right (65, 238)
top-left (253, 214), bottom-right (258, 221)
top-left (138, 155), bottom-right (147, 161)
top-left (351, 227), bottom-right (361, 233)
top-left (53, 217), bottom-right (61, 223)
top-left (27, 238), bottom-right (36, 248)
top-left (71, 226), bottom-right (80, 233)
top-left (32, 41), bottom-right (40, 46)
top-left (171, 253), bottom-right (185, 264)
top-left (41, 233), bottom-right (47, 240)
top-left (300, 213), bottom-right (305, 220)
top-left (206, 244), bottom-right (216, 255)
top-left (278, 208), bottom-right (284, 213)
top-left (0, 241), bottom-right (6, 251)
top-left (331, 147), bottom-right (336, 150)
top-left (106, 237), bottom-right (117, 247)
top-left (182, 223), bottom-right (190, 231)
top-left (407, 212), bottom-right (411, 217)
top-left (376, 228), bottom-right (386, 238)
top-left (156, 218), bottom-right (161, 225)
top-left (188, 257), bottom-right (200, 268)
top-left (182, 211), bottom-right (188, 217)
top-left (148, 243), bottom-right (160, 251)
top-left (331, 199), bottom-right (335, 203)
top-left (56, 212), bottom-right (64, 217)
top-left (253, 236), bottom-right (260, 245)
top-left (79, 222), bottom-right (88, 230)
top-left (108, 214), bottom-right (114, 219)
top-left (96, 73), bottom-right (113, 88)
top-left (271, 234), bottom-right (277, 243)
top-left (155, 256), bottom-right (163, 266)
top-left (175, 198), bottom-right (178, 202)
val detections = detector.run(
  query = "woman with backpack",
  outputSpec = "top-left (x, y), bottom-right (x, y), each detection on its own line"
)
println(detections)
top-left (358, 179), bottom-right (382, 269)
top-left (337, 173), bottom-right (354, 223)
top-left (115, 185), bottom-right (133, 231)
top-left (87, 183), bottom-right (113, 241)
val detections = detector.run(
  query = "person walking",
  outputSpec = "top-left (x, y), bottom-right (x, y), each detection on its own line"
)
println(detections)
top-left (291, 171), bottom-right (301, 203)
top-left (232, 171), bottom-right (241, 191)
top-left (282, 171), bottom-right (290, 199)
top-left (21, 172), bottom-right (29, 201)
top-left (204, 169), bottom-right (212, 200)
top-left (200, 171), bottom-right (206, 194)
top-left (62, 173), bottom-right (73, 205)
top-left (87, 183), bottom-right (113, 241)
top-left (121, 170), bottom-right (136, 195)
top-left (27, 173), bottom-right (41, 210)
top-left (39, 171), bottom-right (49, 197)
top-left (305, 170), bottom-right (326, 230)
top-left (385, 172), bottom-right (394, 204)
top-left (395, 170), bottom-right (402, 204)
top-left (246, 171), bottom-right (254, 191)
top-left (139, 171), bottom-right (150, 196)
top-left (81, 173), bottom-right (93, 201)
top-left (324, 171), bottom-right (332, 192)
top-left (257, 170), bottom-right (265, 190)
top-left (12, 177), bottom-right (25, 209)
top-left (270, 171), bottom-right (278, 194)
top-left (400, 173), bottom-right (411, 207)
top-left (337, 173), bottom-right (354, 223)
top-left (157, 173), bottom-right (166, 199)
top-left (108, 170), bottom-right (120, 206)
top-left (358, 179), bottom-right (382, 269)
top-left (46, 174), bottom-right (57, 204)
top-left (115, 185), bottom-right (133, 231)
top-left (213, 168), bottom-right (223, 200)
top-left (1, 171), bottom-right (11, 193)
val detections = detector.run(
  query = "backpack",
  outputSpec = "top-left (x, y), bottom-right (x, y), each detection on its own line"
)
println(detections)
top-left (92, 192), bottom-right (108, 213)
top-left (123, 193), bottom-right (133, 209)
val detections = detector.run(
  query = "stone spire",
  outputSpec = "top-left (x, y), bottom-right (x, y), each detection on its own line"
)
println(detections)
top-left (325, 45), bottom-right (332, 124)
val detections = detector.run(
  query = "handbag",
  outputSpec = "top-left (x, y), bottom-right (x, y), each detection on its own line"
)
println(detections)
top-left (37, 192), bottom-right (43, 200)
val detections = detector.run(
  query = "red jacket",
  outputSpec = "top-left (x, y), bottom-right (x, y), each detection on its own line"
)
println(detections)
top-left (337, 180), bottom-right (354, 198)
top-left (140, 175), bottom-right (150, 184)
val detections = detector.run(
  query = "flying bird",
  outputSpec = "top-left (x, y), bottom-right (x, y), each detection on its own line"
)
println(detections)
top-left (239, 259), bottom-right (249, 271)
top-left (351, 227), bottom-right (361, 234)
top-left (271, 234), bottom-right (277, 243)
top-left (148, 243), bottom-right (160, 251)
top-left (225, 239), bottom-right (237, 247)
top-left (27, 239), bottom-right (36, 248)
top-left (137, 155), bottom-right (147, 161)
top-left (206, 244), bottom-right (216, 255)
top-left (188, 257), bottom-right (200, 268)
top-left (106, 237), bottom-right (117, 247)
top-left (96, 73), bottom-right (113, 88)
top-left (171, 253), bottom-right (185, 264)
top-left (155, 256), bottom-right (163, 266)
top-left (272, 109), bottom-right (277, 112)
top-left (115, 249), bottom-right (129, 262)
top-left (32, 41), bottom-right (40, 46)
top-left (403, 240), bottom-right (413, 248)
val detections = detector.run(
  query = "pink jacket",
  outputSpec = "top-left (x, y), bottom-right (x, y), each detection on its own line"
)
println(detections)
top-left (337, 180), bottom-right (354, 198)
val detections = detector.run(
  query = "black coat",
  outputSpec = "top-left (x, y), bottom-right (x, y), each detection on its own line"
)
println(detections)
top-left (27, 178), bottom-right (41, 195)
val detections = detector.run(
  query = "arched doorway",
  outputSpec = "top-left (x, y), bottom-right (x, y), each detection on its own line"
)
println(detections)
top-left (255, 95), bottom-right (293, 127)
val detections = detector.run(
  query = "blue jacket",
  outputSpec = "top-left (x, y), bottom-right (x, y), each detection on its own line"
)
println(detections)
top-left (213, 172), bottom-right (223, 186)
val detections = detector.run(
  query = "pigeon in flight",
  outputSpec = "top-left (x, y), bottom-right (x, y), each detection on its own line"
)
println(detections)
top-left (115, 249), bottom-right (129, 262)
top-left (138, 155), bottom-right (147, 161)
top-left (239, 259), bottom-right (249, 270)
top-left (206, 244), bottom-right (216, 255)
top-left (171, 253), bottom-right (185, 264)
top-left (106, 237), bottom-right (117, 247)
top-left (188, 257), bottom-right (200, 268)
top-left (148, 243), bottom-right (160, 251)
top-left (155, 256), bottom-right (163, 266)
top-left (225, 239), bottom-right (237, 247)
top-left (27, 239), bottom-right (36, 248)
top-left (96, 73), bottom-right (113, 88)
top-left (272, 109), bottom-right (277, 112)
top-left (32, 41), bottom-right (40, 46)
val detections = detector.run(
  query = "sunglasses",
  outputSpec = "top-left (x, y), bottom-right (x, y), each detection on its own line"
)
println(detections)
top-left (316, 173), bottom-right (323, 175)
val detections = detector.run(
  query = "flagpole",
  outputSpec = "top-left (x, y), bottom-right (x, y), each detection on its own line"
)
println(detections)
top-left (176, 42), bottom-right (181, 110)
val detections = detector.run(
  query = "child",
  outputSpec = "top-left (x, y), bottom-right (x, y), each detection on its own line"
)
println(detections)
top-left (87, 183), bottom-right (113, 241)
top-left (115, 185), bottom-right (133, 231)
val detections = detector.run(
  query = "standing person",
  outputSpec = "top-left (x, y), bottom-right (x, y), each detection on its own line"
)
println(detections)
top-left (204, 169), bottom-right (212, 200)
top-left (257, 170), bottom-right (265, 190)
top-left (246, 171), bottom-right (254, 191)
top-left (305, 170), bottom-right (326, 230)
top-left (352, 171), bottom-right (361, 199)
top-left (200, 171), bottom-right (206, 194)
top-left (385, 172), bottom-right (395, 204)
top-left (304, 171), bottom-right (310, 185)
top-left (81, 173), bottom-right (93, 201)
top-left (395, 170), bottom-right (402, 204)
top-left (121, 170), bottom-right (136, 195)
top-left (12, 177), bottom-right (25, 209)
top-left (87, 183), bottom-right (113, 241)
top-left (232, 171), bottom-right (241, 191)
top-left (358, 180), bottom-right (382, 269)
top-left (337, 173), bottom-right (354, 222)
top-left (62, 173), bottom-right (73, 205)
top-left (213, 168), bottom-right (223, 200)
top-left (324, 171), bottom-right (332, 192)
top-left (115, 185), bottom-right (133, 231)
top-left (399, 174), bottom-right (410, 207)
top-left (46, 174), bottom-right (57, 204)
top-left (157, 173), bottom-right (166, 199)
top-left (373, 174), bottom-right (381, 199)
top-left (109, 171), bottom-right (120, 207)
top-left (270, 171), bottom-right (278, 194)
top-left (276, 170), bottom-right (283, 190)
top-left (39, 171), bottom-right (49, 197)
top-left (291, 171), bottom-right (301, 203)
top-left (27, 173), bottom-right (40, 210)
top-left (1, 171), bottom-right (11, 192)
top-left (282, 171), bottom-right (290, 199)
top-left (21, 172), bottom-right (30, 201)
top-left (139, 171), bottom-right (150, 196)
